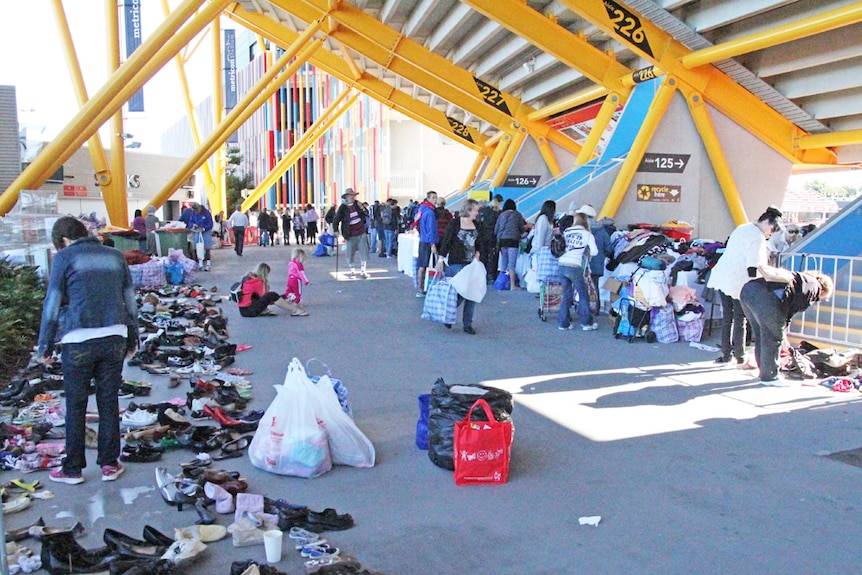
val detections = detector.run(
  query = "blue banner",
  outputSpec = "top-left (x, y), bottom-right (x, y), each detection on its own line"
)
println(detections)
top-left (123, 0), bottom-right (144, 112)
top-left (224, 29), bottom-right (238, 143)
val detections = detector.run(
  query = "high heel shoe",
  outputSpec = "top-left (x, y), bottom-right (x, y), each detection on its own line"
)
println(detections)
top-left (154, 468), bottom-right (200, 510)
top-left (103, 528), bottom-right (168, 559)
top-left (5, 516), bottom-right (44, 542)
top-left (142, 525), bottom-right (175, 547)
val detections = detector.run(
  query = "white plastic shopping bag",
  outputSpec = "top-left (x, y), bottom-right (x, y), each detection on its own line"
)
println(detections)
top-left (248, 359), bottom-right (332, 478)
top-left (307, 374), bottom-right (375, 468)
top-left (195, 231), bottom-right (206, 261)
top-left (449, 259), bottom-right (487, 302)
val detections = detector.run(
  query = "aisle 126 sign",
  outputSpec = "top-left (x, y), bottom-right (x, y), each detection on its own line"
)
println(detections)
top-left (504, 175), bottom-right (540, 188)
top-left (637, 184), bottom-right (680, 203)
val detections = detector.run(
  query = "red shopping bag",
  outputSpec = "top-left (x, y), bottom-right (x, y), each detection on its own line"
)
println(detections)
top-left (453, 399), bottom-right (513, 485)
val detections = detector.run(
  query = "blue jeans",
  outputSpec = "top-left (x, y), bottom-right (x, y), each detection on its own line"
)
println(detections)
top-left (61, 336), bottom-right (126, 475)
top-left (384, 230), bottom-right (395, 256)
top-left (559, 265), bottom-right (592, 328)
top-left (260, 230), bottom-right (270, 246)
top-left (446, 263), bottom-right (475, 328)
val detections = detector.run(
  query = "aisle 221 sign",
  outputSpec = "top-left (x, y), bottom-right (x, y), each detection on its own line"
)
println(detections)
top-left (637, 184), bottom-right (680, 203)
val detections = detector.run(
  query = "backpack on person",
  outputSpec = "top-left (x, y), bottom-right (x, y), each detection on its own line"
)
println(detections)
top-left (381, 205), bottom-right (393, 226)
top-left (550, 233), bottom-right (566, 258)
top-left (229, 275), bottom-right (249, 303)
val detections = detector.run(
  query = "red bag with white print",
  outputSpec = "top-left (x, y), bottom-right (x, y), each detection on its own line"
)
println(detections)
top-left (453, 399), bottom-right (513, 486)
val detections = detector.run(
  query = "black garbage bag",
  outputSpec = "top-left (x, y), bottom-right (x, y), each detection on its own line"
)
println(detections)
top-left (427, 377), bottom-right (514, 470)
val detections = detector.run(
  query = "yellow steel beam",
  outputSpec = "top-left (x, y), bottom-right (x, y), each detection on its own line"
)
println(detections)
top-left (481, 136), bottom-right (511, 181)
top-left (161, 0), bottom-right (215, 200)
top-left (49, 0), bottom-right (111, 188)
top-left (224, 5), bottom-right (487, 151)
top-left (242, 91), bottom-right (359, 212)
top-left (528, 86), bottom-right (608, 122)
top-left (462, 150), bottom-right (488, 191)
top-left (557, 0), bottom-right (834, 165)
top-left (491, 126), bottom-right (528, 188)
top-left (575, 91), bottom-right (622, 164)
top-left (682, 86), bottom-right (747, 226)
top-left (149, 35), bottom-right (323, 210)
top-left (337, 40), bottom-right (363, 81)
top-left (1, 0), bottom-right (229, 216)
top-left (105, 0), bottom-right (128, 227)
top-left (797, 129), bottom-right (862, 150)
top-left (462, 0), bottom-right (631, 92)
top-left (281, 0), bottom-right (580, 155)
top-left (599, 77), bottom-right (677, 219)
top-left (535, 136), bottom-right (561, 176)
top-left (210, 17), bottom-right (225, 215)
top-left (682, 3), bottom-right (862, 69)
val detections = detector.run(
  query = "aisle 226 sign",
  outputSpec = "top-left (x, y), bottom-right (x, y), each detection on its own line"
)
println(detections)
top-left (637, 184), bottom-right (681, 203)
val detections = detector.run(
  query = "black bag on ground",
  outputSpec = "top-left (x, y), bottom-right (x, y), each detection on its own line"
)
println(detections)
top-left (427, 377), bottom-right (514, 470)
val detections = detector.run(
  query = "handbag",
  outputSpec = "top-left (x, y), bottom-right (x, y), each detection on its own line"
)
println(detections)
top-left (453, 398), bottom-right (513, 486)
top-left (424, 253), bottom-right (442, 293)
top-left (493, 270), bottom-right (510, 291)
top-left (421, 277), bottom-right (458, 325)
top-left (195, 231), bottom-right (205, 261)
top-left (449, 260), bottom-right (487, 302)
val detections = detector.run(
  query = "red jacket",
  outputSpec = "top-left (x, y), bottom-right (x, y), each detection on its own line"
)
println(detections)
top-left (238, 275), bottom-right (266, 307)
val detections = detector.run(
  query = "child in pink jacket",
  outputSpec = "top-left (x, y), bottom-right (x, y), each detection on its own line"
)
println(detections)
top-left (284, 248), bottom-right (310, 307)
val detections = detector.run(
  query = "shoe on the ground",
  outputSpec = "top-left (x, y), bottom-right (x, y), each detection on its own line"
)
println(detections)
top-left (415, 291), bottom-right (426, 298)
top-left (761, 378), bottom-right (791, 387)
top-left (49, 468), bottom-right (84, 485)
top-left (347, 270), bottom-right (355, 279)
top-left (558, 324), bottom-right (574, 331)
top-left (714, 356), bottom-right (731, 364)
top-left (161, 537), bottom-right (207, 565)
top-left (463, 326), bottom-right (476, 335)
top-left (101, 462), bottom-right (124, 481)
top-left (360, 271), bottom-right (369, 279)
top-left (582, 323), bottom-right (599, 331)
top-left (300, 543), bottom-right (340, 559)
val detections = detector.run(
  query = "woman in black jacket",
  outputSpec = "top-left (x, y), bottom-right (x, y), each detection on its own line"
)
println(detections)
top-left (436, 199), bottom-right (483, 334)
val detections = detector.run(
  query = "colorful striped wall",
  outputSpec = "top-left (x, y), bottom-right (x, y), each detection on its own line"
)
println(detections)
top-left (236, 50), bottom-right (387, 211)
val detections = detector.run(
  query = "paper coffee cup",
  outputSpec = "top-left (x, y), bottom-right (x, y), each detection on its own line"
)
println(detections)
top-left (263, 529), bottom-right (283, 563)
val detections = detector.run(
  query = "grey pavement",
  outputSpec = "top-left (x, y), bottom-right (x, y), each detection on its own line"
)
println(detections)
top-left (7, 241), bottom-right (862, 575)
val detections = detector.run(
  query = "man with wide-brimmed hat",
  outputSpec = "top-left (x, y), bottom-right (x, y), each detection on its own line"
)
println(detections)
top-left (333, 188), bottom-right (370, 278)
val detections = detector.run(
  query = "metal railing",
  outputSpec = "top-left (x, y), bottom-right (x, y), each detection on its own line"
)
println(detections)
top-left (779, 253), bottom-right (862, 348)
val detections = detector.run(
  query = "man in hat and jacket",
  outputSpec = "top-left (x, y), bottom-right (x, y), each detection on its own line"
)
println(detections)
top-left (333, 188), bottom-right (370, 278)
top-left (189, 202), bottom-right (214, 271)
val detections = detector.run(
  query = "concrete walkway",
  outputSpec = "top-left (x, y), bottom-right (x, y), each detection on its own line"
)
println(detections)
top-left (10, 241), bottom-right (862, 575)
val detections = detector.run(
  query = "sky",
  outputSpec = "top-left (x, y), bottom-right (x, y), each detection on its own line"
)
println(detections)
top-left (0, 1), bottom-right (226, 153)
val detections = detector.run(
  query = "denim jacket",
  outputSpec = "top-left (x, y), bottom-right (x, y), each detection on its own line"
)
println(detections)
top-left (37, 237), bottom-right (139, 356)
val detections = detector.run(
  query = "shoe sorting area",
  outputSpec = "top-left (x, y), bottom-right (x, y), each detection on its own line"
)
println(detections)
top-left (5, 246), bottom-right (862, 574)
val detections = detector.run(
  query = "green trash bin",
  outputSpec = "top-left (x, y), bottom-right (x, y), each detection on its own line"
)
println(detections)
top-left (107, 233), bottom-right (140, 253)
top-left (154, 229), bottom-right (190, 257)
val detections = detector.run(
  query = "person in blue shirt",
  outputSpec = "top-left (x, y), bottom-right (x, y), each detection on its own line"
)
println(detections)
top-left (413, 191), bottom-right (438, 297)
top-left (38, 216), bottom-right (138, 485)
top-left (188, 202), bottom-right (215, 271)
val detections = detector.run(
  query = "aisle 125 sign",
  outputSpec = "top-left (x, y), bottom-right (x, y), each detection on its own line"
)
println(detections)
top-left (603, 0), bottom-right (654, 58)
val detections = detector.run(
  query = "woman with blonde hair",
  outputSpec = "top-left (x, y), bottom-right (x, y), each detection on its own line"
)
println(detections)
top-left (739, 265), bottom-right (832, 386)
top-left (237, 263), bottom-right (305, 317)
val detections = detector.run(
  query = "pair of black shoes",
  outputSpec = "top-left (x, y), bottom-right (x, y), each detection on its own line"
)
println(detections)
top-left (277, 506), bottom-right (354, 533)
top-left (230, 560), bottom-right (287, 575)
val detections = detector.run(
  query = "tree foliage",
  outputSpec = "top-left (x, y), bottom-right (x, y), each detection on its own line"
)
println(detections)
top-left (803, 179), bottom-right (861, 199)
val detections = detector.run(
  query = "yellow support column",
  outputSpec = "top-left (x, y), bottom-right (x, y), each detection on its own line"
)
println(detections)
top-left (105, 0), bottom-right (128, 227)
top-left (684, 88), bottom-right (747, 226)
top-left (149, 36), bottom-right (323, 210)
top-left (481, 136), bottom-right (511, 181)
top-left (161, 0), bottom-right (215, 197)
top-left (461, 151), bottom-right (487, 191)
top-left (534, 136), bottom-right (560, 177)
top-left (1, 0), bottom-right (228, 216)
top-left (576, 92), bottom-right (623, 165)
top-left (599, 77), bottom-right (677, 219)
top-left (49, 0), bottom-right (111, 189)
top-left (490, 126), bottom-right (527, 188)
top-left (210, 18), bottom-right (225, 215)
top-left (242, 91), bottom-right (358, 211)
